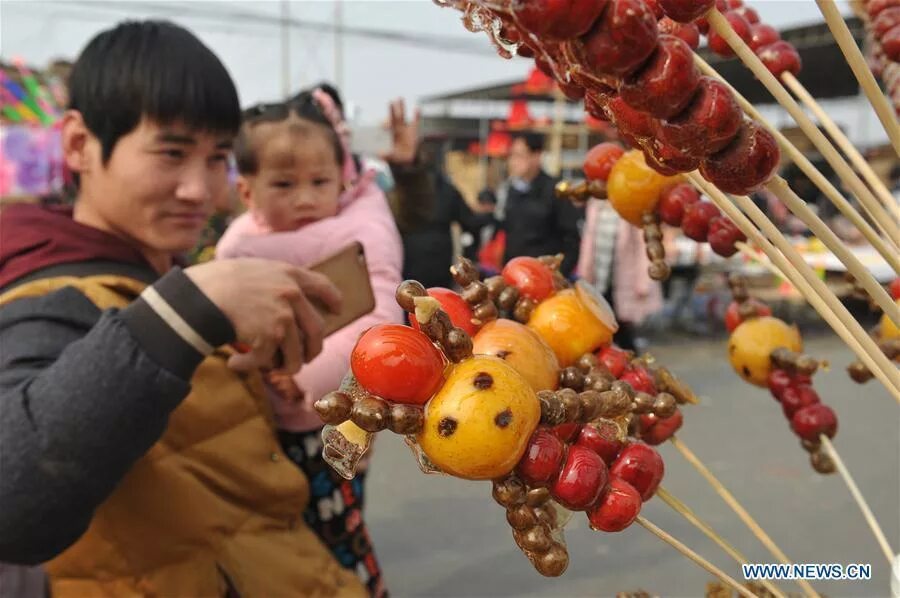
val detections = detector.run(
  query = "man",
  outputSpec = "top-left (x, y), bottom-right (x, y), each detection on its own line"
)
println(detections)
top-left (494, 132), bottom-right (583, 276)
top-left (0, 21), bottom-right (364, 596)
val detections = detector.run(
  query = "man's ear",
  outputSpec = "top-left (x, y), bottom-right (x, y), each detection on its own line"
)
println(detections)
top-left (236, 175), bottom-right (255, 211)
top-left (61, 110), bottom-right (94, 177)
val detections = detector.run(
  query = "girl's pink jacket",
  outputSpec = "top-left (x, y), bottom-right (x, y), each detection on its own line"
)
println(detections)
top-left (216, 179), bottom-right (404, 432)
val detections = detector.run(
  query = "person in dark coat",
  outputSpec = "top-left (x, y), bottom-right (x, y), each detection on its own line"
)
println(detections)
top-left (494, 132), bottom-right (583, 276)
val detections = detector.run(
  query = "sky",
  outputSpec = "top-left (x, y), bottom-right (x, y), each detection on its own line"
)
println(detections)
top-left (1, 0), bottom-right (886, 145)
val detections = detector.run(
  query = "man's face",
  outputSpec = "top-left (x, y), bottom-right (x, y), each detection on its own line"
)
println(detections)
top-left (68, 115), bottom-right (232, 255)
top-left (507, 138), bottom-right (540, 181)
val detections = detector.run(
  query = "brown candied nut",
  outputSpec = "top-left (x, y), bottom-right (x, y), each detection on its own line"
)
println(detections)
top-left (632, 391), bottom-right (656, 414)
top-left (648, 261), bottom-right (671, 281)
top-left (461, 281), bottom-right (488, 305)
top-left (655, 366), bottom-right (699, 404)
top-left (498, 285), bottom-right (521, 311)
top-left (847, 361), bottom-right (873, 384)
top-left (538, 390), bottom-right (567, 426)
top-left (514, 297), bottom-right (538, 323)
top-left (492, 476), bottom-right (527, 507)
top-left (507, 504), bottom-right (539, 530)
top-left (314, 391), bottom-right (354, 425)
top-left (652, 392), bottom-right (677, 418)
top-left (646, 241), bottom-right (666, 261)
top-left (514, 525), bottom-right (553, 553)
top-left (351, 396), bottom-right (391, 432)
top-left (538, 254), bottom-right (565, 271)
top-left (552, 271), bottom-right (571, 291)
top-left (526, 487), bottom-right (552, 507)
top-left (810, 450), bottom-right (836, 474)
top-left (388, 403), bottom-right (425, 435)
top-left (473, 300), bottom-right (499, 324)
top-left (557, 388), bottom-right (583, 422)
top-left (559, 366), bottom-right (586, 391)
top-left (795, 354), bottom-right (820, 376)
top-left (597, 387), bottom-right (633, 418)
top-left (579, 390), bottom-right (603, 421)
top-left (534, 542), bottom-right (569, 577)
top-left (576, 353), bottom-right (599, 373)
top-left (450, 257), bottom-right (479, 287)
top-left (443, 327), bottom-right (474, 363)
top-left (485, 275), bottom-right (507, 300)
top-left (534, 504), bottom-right (558, 528)
top-left (585, 369), bottom-right (615, 392)
top-left (800, 438), bottom-right (821, 453)
top-left (395, 280), bottom-right (427, 312)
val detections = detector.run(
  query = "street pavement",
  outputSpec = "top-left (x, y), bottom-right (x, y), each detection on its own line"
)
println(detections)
top-left (364, 333), bottom-right (899, 597)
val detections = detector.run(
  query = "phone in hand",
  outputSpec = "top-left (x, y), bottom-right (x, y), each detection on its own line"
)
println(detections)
top-left (308, 241), bottom-right (375, 337)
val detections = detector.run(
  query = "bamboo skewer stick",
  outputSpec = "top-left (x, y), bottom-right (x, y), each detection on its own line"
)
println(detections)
top-left (694, 56), bottom-right (900, 274)
top-left (819, 435), bottom-right (896, 566)
top-left (815, 0), bottom-right (900, 155)
top-left (782, 72), bottom-right (900, 224)
top-left (705, 8), bottom-right (900, 252)
top-left (688, 173), bottom-right (900, 403)
top-left (635, 516), bottom-right (760, 598)
top-left (657, 487), bottom-right (789, 598)
top-left (668, 437), bottom-right (821, 598)
top-left (766, 176), bottom-right (900, 327)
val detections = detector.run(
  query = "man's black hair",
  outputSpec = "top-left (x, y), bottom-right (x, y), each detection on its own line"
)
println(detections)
top-left (511, 131), bottom-right (545, 153)
top-left (68, 20), bottom-right (241, 163)
top-left (233, 91), bottom-right (345, 175)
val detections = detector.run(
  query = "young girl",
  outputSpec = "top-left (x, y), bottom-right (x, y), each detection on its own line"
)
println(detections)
top-left (217, 90), bottom-right (402, 597)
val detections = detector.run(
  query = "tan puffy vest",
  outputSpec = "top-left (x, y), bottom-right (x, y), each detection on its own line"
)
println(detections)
top-left (0, 274), bottom-right (365, 597)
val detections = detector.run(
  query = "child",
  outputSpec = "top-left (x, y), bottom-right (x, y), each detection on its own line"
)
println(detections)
top-left (216, 89), bottom-right (401, 597)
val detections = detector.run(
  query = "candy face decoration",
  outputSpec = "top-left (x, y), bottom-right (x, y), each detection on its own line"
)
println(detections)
top-left (417, 356), bottom-right (541, 480)
top-left (728, 316), bottom-right (803, 387)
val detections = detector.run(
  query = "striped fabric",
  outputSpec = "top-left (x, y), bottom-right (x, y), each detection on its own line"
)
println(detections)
top-left (591, 202), bottom-right (620, 294)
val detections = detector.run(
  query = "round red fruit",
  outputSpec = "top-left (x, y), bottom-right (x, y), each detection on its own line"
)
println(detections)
top-left (781, 384), bottom-right (821, 419)
top-left (658, 182), bottom-right (701, 227)
top-left (517, 428), bottom-right (567, 486)
top-left (597, 345), bottom-right (630, 378)
top-left (889, 278), bottom-right (900, 300)
top-left (766, 368), bottom-right (793, 401)
top-left (658, 18), bottom-right (701, 49)
top-left (749, 23), bottom-right (781, 51)
top-left (584, 142), bottom-right (626, 181)
top-left (700, 121), bottom-right (781, 196)
top-left (512, 0), bottom-right (609, 40)
top-left (707, 215), bottom-right (747, 257)
top-left (758, 41), bottom-right (802, 78)
top-left (620, 35), bottom-right (701, 119)
top-left (551, 444), bottom-right (609, 510)
top-left (351, 324), bottom-right (445, 405)
top-left (587, 477), bottom-right (642, 532)
top-left (725, 298), bottom-right (772, 332)
top-left (502, 256), bottom-right (556, 301)
top-left (642, 409), bottom-right (684, 445)
top-left (577, 420), bottom-right (625, 464)
top-left (576, 0), bottom-right (659, 77)
top-left (609, 442), bottom-right (665, 501)
top-left (708, 10), bottom-right (752, 57)
top-left (658, 77), bottom-right (743, 157)
top-left (410, 287), bottom-right (479, 336)
top-left (681, 201), bottom-right (722, 242)
top-left (790, 404), bottom-right (837, 441)
top-left (619, 365), bottom-right (658, 395)
top-left (553, 422), bottom-right (583, 443)
top-left (734, 5), bottom-right (759, 23)
top-left (657, 0), bottom-right (715, 23)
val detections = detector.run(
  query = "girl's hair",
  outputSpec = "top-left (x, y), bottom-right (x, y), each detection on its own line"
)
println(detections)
top-left (234, 91), bottom-right (345, 175)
